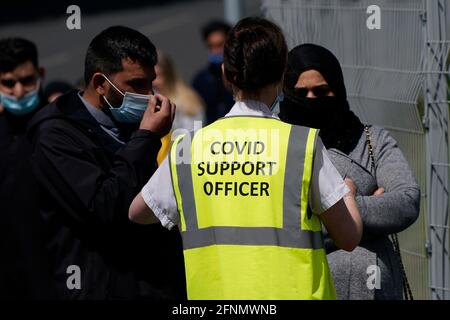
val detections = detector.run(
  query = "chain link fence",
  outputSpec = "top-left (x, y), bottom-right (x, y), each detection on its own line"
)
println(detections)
top-left (262, 0), bottom-right (450, 299)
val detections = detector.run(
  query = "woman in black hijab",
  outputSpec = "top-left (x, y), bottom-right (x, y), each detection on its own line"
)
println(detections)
top-left (280, 44), bottom-right (421, 300)
top-left (280, 43), bottom-right (363, 153)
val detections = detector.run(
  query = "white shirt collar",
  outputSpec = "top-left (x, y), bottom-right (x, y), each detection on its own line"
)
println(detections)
top-left (224, 99), bottom-right (279, 119)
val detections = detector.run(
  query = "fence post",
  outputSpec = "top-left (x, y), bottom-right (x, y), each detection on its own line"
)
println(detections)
top-left (424, 0), bottom-right (450, 300)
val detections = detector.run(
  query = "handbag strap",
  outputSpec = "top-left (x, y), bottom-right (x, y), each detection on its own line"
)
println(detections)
top-left (363, 125), bottom-right (414, 300)
top-left (364, 125), bottom-right (376, 174)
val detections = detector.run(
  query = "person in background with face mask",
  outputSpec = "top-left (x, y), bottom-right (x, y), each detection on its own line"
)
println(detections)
top-left (0, 37), bottom-right (54, 299)
top-left (27, 26), bottom-right (186, 300)
top-left (192, 20), bottom-right (234, 125)
top-left (280, 44), bottom-right (420, 300)
top-left (0, 38), bottom-right (44, 116)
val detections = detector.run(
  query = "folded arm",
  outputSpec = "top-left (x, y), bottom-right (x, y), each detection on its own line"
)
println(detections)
top-left (357, 129), bottom-right (420, 235)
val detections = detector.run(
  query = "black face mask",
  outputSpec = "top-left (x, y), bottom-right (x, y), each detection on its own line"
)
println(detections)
top-left (280, 91), bottom-right (364, 154)
top-left (279, 94), bottom-right (343, 129)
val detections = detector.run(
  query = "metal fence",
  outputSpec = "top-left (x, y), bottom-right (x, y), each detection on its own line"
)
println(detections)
top-left (262, 0), bottom-right (450, 299)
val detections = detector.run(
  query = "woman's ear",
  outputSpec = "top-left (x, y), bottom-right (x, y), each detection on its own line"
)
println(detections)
top-left (220, 63), bottom-right (238, 100)
top-left (221, 64), bottom-right (233, 91)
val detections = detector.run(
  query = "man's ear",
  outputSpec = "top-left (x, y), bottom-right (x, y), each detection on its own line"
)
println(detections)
top-left (92, 73), bottom-right (107, 96)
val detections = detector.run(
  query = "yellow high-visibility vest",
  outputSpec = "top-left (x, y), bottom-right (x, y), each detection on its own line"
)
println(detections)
top-left (169, 116), bottom-right (336, 300)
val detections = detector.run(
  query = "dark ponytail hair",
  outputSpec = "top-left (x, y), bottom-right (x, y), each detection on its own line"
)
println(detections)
top-left (223, 17), bottom-right (287, 92)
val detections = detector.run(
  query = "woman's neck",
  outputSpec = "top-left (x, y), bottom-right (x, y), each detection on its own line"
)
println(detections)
top-left (234, 84), bottom-right (278, 109)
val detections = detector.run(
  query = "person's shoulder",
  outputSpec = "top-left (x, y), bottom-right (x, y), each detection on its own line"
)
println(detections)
top-left (36, 117), bottom-right (69, 134)
top-left (366, 124), bottom-right (394, 143)
top-left (30, 118), bottom-right (78, 152)
top-left (195, 65), bottom-right (210, 76)
top-left (30, 106), bottom-right (67, 133)
top-left (192, 66), bottom-right (213, 83)
top-left (29, 91), bottom-right (87, 137)
top-left (28, 105), bottom-right (80, 147)
top-left (367, 124), bottom-right (385, 134)
top-left (364, 125), bottom-right (401, 160)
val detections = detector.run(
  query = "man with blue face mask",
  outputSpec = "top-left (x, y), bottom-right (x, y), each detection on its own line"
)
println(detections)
top-left (0, 37), bottom-right (53, 299)
top-left (192, 20), bottom-right (234, 125)
top-left (0, 39), bottom-right (44, 116)
top-left (27, 26), bottom-right (185, 300)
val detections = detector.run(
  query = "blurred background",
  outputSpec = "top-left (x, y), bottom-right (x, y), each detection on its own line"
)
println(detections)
top-left (0, 0), bottom-right (261, 85)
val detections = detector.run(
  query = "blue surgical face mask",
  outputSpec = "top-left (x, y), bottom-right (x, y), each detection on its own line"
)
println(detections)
top-left (0, 82), bottom-right (41, 116)
top-left (101, 75), bottom-right (150, 123)
top-left (208, 53), bottom-right (224, 65)
top-left (270, 90), bottom-right (284, 115)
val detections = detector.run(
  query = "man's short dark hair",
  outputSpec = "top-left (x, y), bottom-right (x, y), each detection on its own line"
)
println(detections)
top-left (84, 26), bottom-right (157, 84)
top-left (201, 20), bottom-right (231, 42)
top-left (0, 38), bottom-right (38, 73)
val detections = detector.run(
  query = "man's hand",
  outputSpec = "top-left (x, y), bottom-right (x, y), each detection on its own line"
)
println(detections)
top-left (139, 93), bottom-right (176, 137)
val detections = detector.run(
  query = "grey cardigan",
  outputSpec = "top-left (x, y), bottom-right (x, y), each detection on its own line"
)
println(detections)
top-left (324, 125), bottom-right (420, 300)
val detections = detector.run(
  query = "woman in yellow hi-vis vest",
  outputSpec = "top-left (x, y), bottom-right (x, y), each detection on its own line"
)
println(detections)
top-left (129, 17), bottom-right (362, 300)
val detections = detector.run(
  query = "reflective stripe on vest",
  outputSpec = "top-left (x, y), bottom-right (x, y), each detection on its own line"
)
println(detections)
top-left (169, 118), bottom-right (322, 250)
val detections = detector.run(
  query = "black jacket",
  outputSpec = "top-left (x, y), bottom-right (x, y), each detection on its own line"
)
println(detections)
top-left (0, 104), bottom-right (54, 299)
top-left (27, 91), bottom-right (186, 300)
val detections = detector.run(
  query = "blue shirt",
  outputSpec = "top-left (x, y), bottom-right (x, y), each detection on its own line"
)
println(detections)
top-left (77, 92), bottom-right (124, 145)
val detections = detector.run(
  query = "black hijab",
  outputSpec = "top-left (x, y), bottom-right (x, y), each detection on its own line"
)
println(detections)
top-left (279, 43), bottom-right (364, 154)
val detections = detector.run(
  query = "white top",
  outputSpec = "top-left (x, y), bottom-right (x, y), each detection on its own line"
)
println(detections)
top-left (142, 99), bottom-right (349, 230)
